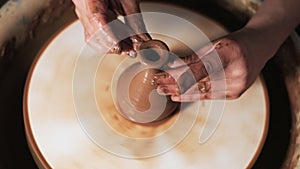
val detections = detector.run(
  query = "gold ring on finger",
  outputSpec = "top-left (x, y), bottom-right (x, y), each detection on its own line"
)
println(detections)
top-left (197, 81), bottom-right (211, 93)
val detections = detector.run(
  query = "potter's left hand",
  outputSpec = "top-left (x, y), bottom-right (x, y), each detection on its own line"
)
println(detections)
top-left (72, 0), bottom-right (151, 56)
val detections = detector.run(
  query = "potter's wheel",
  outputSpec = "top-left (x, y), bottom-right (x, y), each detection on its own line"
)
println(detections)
top-left (23, 3), bottom-right (269, 169)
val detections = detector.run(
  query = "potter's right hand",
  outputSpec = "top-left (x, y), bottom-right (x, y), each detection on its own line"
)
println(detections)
top-left (72, 0), bottom-right (151, 56)
top-left (153, 28), bottom-right (271, 101)
top-left (154, 0), bottom-right (300, 102)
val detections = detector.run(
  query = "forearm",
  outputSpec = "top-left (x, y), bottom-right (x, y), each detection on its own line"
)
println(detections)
top-left (233, 0), bottom-right (300, 64)
top-left (247, 0), bottom-right (300, 31)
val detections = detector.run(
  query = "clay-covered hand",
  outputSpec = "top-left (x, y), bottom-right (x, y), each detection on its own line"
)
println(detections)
top-left (153, 0), bottom-right (300, 102)
top-left (154, 29), bottom-right (268, 102)
top-left (72, 0), bottom-right (151, 56)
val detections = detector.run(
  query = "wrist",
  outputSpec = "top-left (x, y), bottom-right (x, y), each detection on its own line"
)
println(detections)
top-left (226, 27), bottom-right (274, 66)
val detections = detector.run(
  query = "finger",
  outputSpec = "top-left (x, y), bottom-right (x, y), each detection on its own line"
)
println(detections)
top-left (155, 59), bottom-right (208, 93)
top-left (155, 70), bottom-right (197, 95)
top-left (108, 0), bottom-right (151, 51)
top-left (74, 7), bottom-right (97, 39)
top-left (183, 78), bottom-right (227, 95)
top-left (86, 0), bottom-right (108, 13)
top-left (168, 42), bottom-right (218, 68)
top-left (163, 44), bottom-right (223, 91)
top-left (171, 78), bottom-right (245, 102)
top-left (83, 0), bottom-right (113, 25)
top-left (168, 61), bottom-right (207, 83)
top-left (171, 91), bottom-right (228, 102)
top-left (154, 73), bottom-right (176, 85)
top-left (118, 38), bottom-right (138, 57)
top-left (156, 84), bottom-right (180, 96)
top-left (88, 5), bottom-right (145, 56)
top-left (169, 78), bottom-right (227, 102)
top-left (120, 0), bottom-right (151, 40)
top-left (154, 66), bottom-right (190, 85)
top-left (108, 0), bottom-right (125, 16)
top-left (156, 77), bottom-right (226, 97)
top-left (74, 0), bottom-right (134, 54)
top-left (115, 0), bottom-right (151, 52)
top-left (72, 0), bottom-right (107, 14)
top-left (73, 0), bottom-right (118, 51)
top-left (86, 17), bottom-right (133, 53)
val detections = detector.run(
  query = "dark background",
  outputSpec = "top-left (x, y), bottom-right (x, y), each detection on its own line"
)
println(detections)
top-left (0, 1), bottom-right (40, 168)
top-left (0, 0), bottom-right (7, 7)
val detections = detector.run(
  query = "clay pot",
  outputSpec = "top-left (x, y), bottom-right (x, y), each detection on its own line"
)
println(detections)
top-left (128, 68), bottom-right (179, 122)
top-left (116, 39), bottom-right (180, 123)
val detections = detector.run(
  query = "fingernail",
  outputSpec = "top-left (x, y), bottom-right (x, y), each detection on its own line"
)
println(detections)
top-left (157, 87), bottom-right (169, 95)
top-left (131, 36), bottom-right (143, 43)
top-left (175, 87), bottom-right (181, 95)
top-left (154, 73), bottom-right (167, 79)
top-left (154, 72), bottom-right (171, 79)
top-left (128, 50), bottom-right (137, 58)
top-left (151, 78), bottom-right (158, 87)
top-left (171, 95), bottom-right (180, 102)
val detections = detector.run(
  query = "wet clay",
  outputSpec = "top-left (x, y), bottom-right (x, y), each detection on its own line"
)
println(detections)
top-left (117, 39), bottom-right (180, 123)
top-left (128, 68), bottom-right (179, 121)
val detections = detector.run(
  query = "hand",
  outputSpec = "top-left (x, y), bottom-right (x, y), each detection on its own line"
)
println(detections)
top-left (72, 0), bottom-right (151, 56)
top-left (154, 0), bottom-right (300, 102)
top-left (154, 28), bottom-right (268, 102)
